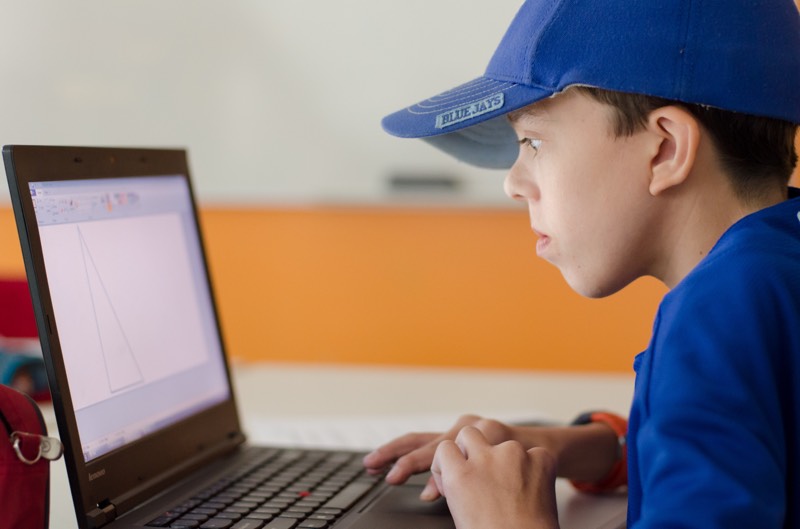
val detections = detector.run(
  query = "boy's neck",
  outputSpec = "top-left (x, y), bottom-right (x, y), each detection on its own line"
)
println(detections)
top-left (651, 152), bottom-right (786, 289)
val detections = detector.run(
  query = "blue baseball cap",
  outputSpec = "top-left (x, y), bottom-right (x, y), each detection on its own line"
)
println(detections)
top-left (382, 0), bottom-right (800, 169)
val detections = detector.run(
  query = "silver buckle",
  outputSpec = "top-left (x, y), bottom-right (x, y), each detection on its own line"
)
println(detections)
top-left (10, 431), bottom-right (64, 465)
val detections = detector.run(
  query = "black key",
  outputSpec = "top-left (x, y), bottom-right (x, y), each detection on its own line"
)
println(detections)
top-left (254, 486), bottom-right (282, 495)
top-left (305, 515), bottom-right (335, 522)
top-left (263, 519), bottom-right (298, 529)
top-left (321, 482), bottom-right (374, 510)
top-left (243, 493), bottom-right (272, 502)
top-left (167, 507), bottom-right (191, 517)
top-left (275, 493), bottom-right (299, 501)
top-left (294, 500), bottom-right (322, 509)
top-left (181, 514), bottom-right (211, 522)
top-left (297, 521), bottom-right (328, 529)
top-left (212, 495), bottom-right (239, 505)
top-left (246, 512), bottom-right (275, 521)
top-left (311, 509), bottom-right (341, 516)
top-left (217, 512), bottom-right (243, 520)
top-left (147, 516), bottom-right (175, 527)
top-left (278, 512), bottom-right (306, 519)
top-left (200, 519), bottom-right (235, 529)
top-left (261, 501), bottom-right (290, 509)
top-left (171, 521), bottom-right (201, 528)
top-left (231, 520), bottom-right (266, 529)
top-left (322, 478), bottom-right (349, 487)
top-left (312, 486), bottom-right (340, 494)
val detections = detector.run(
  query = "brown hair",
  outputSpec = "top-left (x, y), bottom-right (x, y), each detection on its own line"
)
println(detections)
top-left (576, 86), bottom-right (798, 203)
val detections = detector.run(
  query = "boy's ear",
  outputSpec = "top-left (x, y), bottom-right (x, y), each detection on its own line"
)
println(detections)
top-left (646, 106), bottom-right (700, 196)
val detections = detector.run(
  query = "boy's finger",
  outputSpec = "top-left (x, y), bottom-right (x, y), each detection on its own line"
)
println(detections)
top-left (430, 440), bottom-right (465, 498)
top-left (431, 440), bottom-right (463, 473)
top-left (454, 425), bottom-right (490, 459)
top-left (385, 447), bottom-right (438, 483)
top-left (363, 432), bottom-right (436, 468)
top-left (419, 475), bottom-right (441, 502)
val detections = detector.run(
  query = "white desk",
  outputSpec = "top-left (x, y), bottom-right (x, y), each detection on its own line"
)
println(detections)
top-left (46, 363), bottom-right (634, 528)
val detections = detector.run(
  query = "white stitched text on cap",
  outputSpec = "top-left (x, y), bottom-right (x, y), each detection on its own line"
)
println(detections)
top-left (435, 93), bottom-right (505, 129)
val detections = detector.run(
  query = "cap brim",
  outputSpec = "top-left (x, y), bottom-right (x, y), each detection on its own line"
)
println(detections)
top-left (382, 77), bottom-right (554, 169)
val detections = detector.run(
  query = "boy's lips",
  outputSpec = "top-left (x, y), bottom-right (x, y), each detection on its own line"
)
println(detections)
top-left (532, 227), bottom-right (551, 255)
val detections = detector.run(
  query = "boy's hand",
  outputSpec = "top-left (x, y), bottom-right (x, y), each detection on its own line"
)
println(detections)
top-left (431, 426), bottom-right (560, 529)
top-left (362, 414), bottom-right (513, 501)
top-left (363, 413), bottom-right (622, 502)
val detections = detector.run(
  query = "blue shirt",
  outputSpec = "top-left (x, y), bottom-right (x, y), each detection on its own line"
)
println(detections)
top-left (627, 188), bottom-right (800, 528)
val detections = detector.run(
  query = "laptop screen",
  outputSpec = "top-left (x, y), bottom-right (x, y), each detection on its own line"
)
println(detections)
top-left (28, 174), bottom-right (230, 462)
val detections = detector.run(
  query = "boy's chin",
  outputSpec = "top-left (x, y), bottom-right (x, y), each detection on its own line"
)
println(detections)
top-left (561, 269), bottom-right (630, 299)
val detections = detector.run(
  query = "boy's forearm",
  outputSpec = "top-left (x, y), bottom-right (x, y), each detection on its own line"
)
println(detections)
top-left (511, 423), bottom-right (620, 482)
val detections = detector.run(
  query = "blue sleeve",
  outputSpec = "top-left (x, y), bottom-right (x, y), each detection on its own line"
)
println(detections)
top-left (633, 266), bottom-right (790, 527)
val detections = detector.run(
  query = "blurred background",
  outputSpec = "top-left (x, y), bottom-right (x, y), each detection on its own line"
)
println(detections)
top-left (0, 0), bottom-right (517, 205)
top-left (1, 0), bottom-right (796, 377)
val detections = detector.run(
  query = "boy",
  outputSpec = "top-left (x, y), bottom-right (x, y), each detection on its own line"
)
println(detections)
top-left (362, 1), bottom-right (800, 528)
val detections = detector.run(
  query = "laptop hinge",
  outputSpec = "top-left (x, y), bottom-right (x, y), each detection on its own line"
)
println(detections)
top-left (87, 500), bottom-right (116, 528)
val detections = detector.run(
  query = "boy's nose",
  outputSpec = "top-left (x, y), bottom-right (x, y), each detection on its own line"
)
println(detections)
top-left (504, 161), bottom-right (531, 201)
top-left (503, 173), bottom-right (519, 200)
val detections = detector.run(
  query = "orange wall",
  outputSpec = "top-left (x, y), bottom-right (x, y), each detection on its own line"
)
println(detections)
top-left (198, 207), bottom-right (666, 372)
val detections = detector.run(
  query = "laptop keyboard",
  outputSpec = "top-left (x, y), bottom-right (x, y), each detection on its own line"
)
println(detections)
top-left (145, 447), bottom-right (383, 529)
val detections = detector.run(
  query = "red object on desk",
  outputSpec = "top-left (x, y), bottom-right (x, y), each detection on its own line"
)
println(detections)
top-left (0, 279), bottom-right (38, 339)
top-left (0, 384), bottom-right (51, 529)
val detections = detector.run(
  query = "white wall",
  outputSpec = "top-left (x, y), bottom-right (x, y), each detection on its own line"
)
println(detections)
top-left (0, 0), bottom-right (524, 206)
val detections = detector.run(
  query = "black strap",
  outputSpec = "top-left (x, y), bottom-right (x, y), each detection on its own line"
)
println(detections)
top-left (0, 405), bottom-right (14, 436)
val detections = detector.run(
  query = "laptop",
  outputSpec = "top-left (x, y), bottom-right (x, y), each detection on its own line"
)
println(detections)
top-left (3, 145), bottom-right (626, 529)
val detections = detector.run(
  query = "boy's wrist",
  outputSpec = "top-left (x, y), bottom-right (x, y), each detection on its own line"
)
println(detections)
top-left (510, 423), bottom-right (619, 482)
top-left (568, 411), bottom-right (628, 493)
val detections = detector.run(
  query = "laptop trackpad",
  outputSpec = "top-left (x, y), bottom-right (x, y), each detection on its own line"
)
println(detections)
top-left (351, 480), bottom-right (455, 529)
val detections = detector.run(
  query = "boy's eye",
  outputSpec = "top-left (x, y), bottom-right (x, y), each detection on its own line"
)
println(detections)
top-left (518, 137), bottom-right (542, 154)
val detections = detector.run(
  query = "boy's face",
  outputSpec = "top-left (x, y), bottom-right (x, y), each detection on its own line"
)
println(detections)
top-left (506, 89), bottom-right (662, 298)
